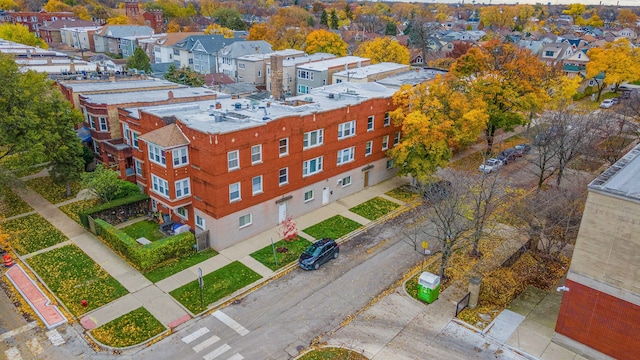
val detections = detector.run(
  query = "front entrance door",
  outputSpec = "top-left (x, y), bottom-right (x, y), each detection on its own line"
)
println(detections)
top-left (322, 187), bottom-right (330, 205)
top-left (364, 171), bottom-right (370, 187)
top-left (278, 202), bottom-right (287, 223)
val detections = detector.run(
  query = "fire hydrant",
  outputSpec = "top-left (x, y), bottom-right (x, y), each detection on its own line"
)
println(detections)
top-left (81, 299), bottom-right (88, 307)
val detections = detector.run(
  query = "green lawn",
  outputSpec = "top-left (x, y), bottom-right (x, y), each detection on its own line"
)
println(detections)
top-left (143, 249), bottom-right (218, 283)
top-left (58, 199), bottom-right (101, 224)
top-left (90, 307), bottom-right (165, 347)
top-left (0, 186), bottom-right (32, 218)
top-left (170, 261), bottom-right (262, 314)
top-left (302, 215), bottom-right (362, 240)
top-left (385, 185), bottom-right (420, 202)
top-left (250, 236), bottom-right (311, 271)
top-left (121, 220), bottom-right (166, 242)
top-left (26, 245), bottom-right (128, 316)
top-left (349, 197), bottom-right (400, 221)
top-left (1, 214), bottom-right (68, 255)
top-left (299, 348), bottom-right (369, 360)
top-left (24, 176), bottom-right (81, 204)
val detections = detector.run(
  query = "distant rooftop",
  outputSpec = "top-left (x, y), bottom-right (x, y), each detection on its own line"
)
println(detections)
top-left (333, 62), bottom-right (410, 79)
top-left (279, 53), bottom-right (336, 67)
top-left (125, 82), bottom-right (395, 135)
top-left (297, 56), bottom-right (370, 71)
top-left (376, 68), bottom-right (448, 89)
top-left (238, 49), bottom-right (305, 62)
top-left (589, 144), bottom-right (640, 202)
top-left (80, 87), bottom-right (226, 105)
top-left (60, 79), bottom-right (179, 93)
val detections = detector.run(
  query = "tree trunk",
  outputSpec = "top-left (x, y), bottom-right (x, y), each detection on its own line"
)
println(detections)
top-left (65, 181), bottom-right (72, 197)
top-left (485, 125), bottom-right (496, 154)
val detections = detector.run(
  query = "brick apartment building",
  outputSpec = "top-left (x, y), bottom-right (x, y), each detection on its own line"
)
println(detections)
top-left (555, 144), bottom-right (640, 360)
top-left (2, 11), bottom-right (75, 33)
top-left (118, 82), bottom-right (401, 250)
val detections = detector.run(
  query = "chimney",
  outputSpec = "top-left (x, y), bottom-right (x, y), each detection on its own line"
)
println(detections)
top-left (168, 90), bottom-right (174, 99)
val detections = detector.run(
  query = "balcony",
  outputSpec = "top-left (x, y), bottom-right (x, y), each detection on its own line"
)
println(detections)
top-left (102, 138), bottom-right (132, 158)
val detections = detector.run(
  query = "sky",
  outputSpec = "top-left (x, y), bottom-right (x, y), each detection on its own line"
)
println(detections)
top-left (395, 0), bottom-right (640, 6)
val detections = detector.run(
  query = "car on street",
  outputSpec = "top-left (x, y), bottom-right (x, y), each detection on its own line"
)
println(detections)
top-left (611, 97), bottom-right (619, 105)
top-left (497, 148), bottom-right (519, 164)
top-left (515, 143), bottom-right (531, 155)
top-left (600, 99), bottom-right (616, 109)
top-left (478, 158), bottom-right (503, 173)
top-left (423, 180), bottom-right (452, 204)
top-left (299, 238), bottom-right (339, 270)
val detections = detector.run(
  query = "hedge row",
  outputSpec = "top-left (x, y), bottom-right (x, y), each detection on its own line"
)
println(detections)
top-left (93, 219), bottom-right (195, 271)
top-left (79, 193), bottom-right (149, 228)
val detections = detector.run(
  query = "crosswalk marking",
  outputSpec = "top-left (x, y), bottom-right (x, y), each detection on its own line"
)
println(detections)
top-left (46, 329), bottom-right (65, 346)
top-left (0, 322), bottom-right (38, 340)
top-left (192, 335), bottom-right (220, 353)
top-left (25, 338), bottom-right (43, 356)
top-left (203, 344), bottom-right (231, 360)
top-left (212, 311), bottom-right (249, 336)
top-left (227, 353), bottom-right (244, 360)
top-left (181, 327), bottom-right (209, 344)
top-left (5, 347), bottom-right (22, 360)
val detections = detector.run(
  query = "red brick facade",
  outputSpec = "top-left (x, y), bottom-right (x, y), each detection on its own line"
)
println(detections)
top-left (555, 279), bottom-right (640, 360)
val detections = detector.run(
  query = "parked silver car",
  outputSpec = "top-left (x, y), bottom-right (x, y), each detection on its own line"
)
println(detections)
top-left (478, 158), bottom-right (503, 173)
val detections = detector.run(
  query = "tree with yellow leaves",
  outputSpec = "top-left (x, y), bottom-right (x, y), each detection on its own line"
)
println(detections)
top-left (0, 23), bottom-right (47, 48)
top-left (107, 15), bottom-right (129, 25)
top-left (354, 37), bottom-right (409, 65)
top-left (562, 3), bottom-right (586, 24)
top-left (388, 76), bottom-right (488, 181)
top-left (617, 9), bottom-right (638, 29)
top-left (586, 38), bottom-right (640, 100)
top-left (247, 7), bottom-right (312, 50)
top-left (204, 24), bottom-right (234, 38)
top-left (0, 0), bottom-right (17, 10)
top-left (43, 0), bottom-right (70, 12)
top-left (305, 29), bottom-right (347, 57)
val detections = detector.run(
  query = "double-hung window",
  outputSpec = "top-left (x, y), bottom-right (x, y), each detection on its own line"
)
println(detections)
top-left (304, 190), bottom-right (314, 202)
top-left (148, 144), bottom-right (166, 166)
top-left (132, 133), bottom-right (139, 149)
top-left (338, 120), bottom-right (356, 139)
top-left (251, 145), bottom-right (262, 164)
top-left (365, 141), bottom-right (373, 156)
top-left (252, 176), bottom-right (263, 195)
top-left (89, 115), bottom-right (96, 129)
top-left (367, 116), bottom-right (374, 131)
top-left (196, 215), bottom-right (205, 229)
top-left (384, 112), bottom-right (391, 127)
top-left (229, 182), bottom-right (241, 202)
top-left (151, 175), bottom-right (169, 197)
top-left (303, 129), bottom-right (324, 149)
top-left (279, 168), bottom-right (288, 185)
top-left (239, 214), bottom-right (252, 228)
top-left (99, 117), bottom-right (108, 131)
top-left (337, 147), bottom-right (355, 165)
top-left (303, 156), bottom-right (323, 177)
top-left (228, 150), bottom-right (239, 171)
top-left (122, 123), bottom-right (131, 145)
top-left (393, 132), bottom-right (401, 146)
top-left (279, 138), bottom-right (288, 157)
top-left (175, 178), bottom-right (190, 198)
top-left (172, 147), bottom-right (188, 167)
top-left (134, 159), bottom-right (143, 176)
top-left (382, 135), bottom-right (389, 150)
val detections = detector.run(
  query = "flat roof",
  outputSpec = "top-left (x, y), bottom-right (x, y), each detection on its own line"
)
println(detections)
top-left (296, 56), bottom-right (370, 71)
top-left (60, 79), bottom-right (179, 93)
top-left (81, 87), bottom-right (226, 105)
top-left (333, 62), bottom-right (410, 79)
top-left (376, 68), bottom-right (448, 88)
top-left (125, 82), bottom-right (395, 135)
top-left (589, 144), bottom-right (640, 202)
top-left (239, 49), bottom-right (305, 62)
top-left (279, 53), bottom-right (336, 67)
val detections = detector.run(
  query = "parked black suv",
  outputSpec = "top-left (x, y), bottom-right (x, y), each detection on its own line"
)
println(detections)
top-left (497, 148), bottom-right (519, 165)
top-left (299, 238), bottom-right (339, 270)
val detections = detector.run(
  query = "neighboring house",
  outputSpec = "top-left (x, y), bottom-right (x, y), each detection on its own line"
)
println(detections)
top-left (169, 34), bottom-right (245, 74)
top-left (617, 27), bottom-right (637, 40)
top-left (409, 48), bottom-right (424, 67)
top-left (39, 19), bottom-right (98, 45)
top-left (60, 26), bottom-right (101, 52)
top-left (555, 144), bottom-right (640, 360)
top-left (332, 62), bottom-right (410, 84)
top-left (295, 56), bottom-right (371, 96)
top-left (0, 39), bottom-right (96, 74)
top-left (539, 42), bottom-right (574, 66)
top-left (121, 81), bottom-right (401, 250)
top-left (265, 52), bottom-right (336, 99)
top-left (563, 50), bottom-right (589, 68)
top-left (1, 11), bottom-right (75, 33)
top-left (217, 40), bottom-right (273, 81)
top-left (152, 32), bottom-right (202, 64)
top-left (237, 49), bottom-right (305, 87)
top-left (93, 25), bottom-right (154, 56)
top-left (517, 39), bottom-right (549, 56)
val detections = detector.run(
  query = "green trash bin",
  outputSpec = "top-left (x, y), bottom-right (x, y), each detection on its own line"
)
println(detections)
top-left (417, 272), bottom-right (440, 304)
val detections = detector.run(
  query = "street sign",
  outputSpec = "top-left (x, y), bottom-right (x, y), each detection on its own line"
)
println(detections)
top-left (198, 267), bottom-right (204, 289)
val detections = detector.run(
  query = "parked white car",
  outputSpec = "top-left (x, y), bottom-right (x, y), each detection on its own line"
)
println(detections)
top-left (478, 158), bottom-right (503, 173)
top-left (600, 99), bottom-right (615, 109)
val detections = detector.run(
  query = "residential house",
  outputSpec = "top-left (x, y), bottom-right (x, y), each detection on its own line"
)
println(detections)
top-left (295, 56), bottom-right (371, 96)
top-left (539, 42), bottom-right (574, 66)
top-left (122, 81), bottom-right (401, 250)
top-left (517, 39), bottom-right (550, 56)
top-left (0, 39), bottom-right (96, 74)
top-left (617, 28), bottom-right (637, 40)
top-left (237, 49), bottom-right (305, 87)
top-left (562, 50), bottom-right (589, 78)
top-left (1, 11), bottom-right (75, 33)
top-left (60, 26), bottom-right (101, 52)
top-left (332, 63), bottom-right (410, 84)
top-left (555, 144), bottom-right (640, 360)
top-left (39, 19), bottom-right (98, 46)
top-left (217, 40), bottom-right (273, 81)
top-left (93, 25), bottom-right (154, 56)
top-left (152, 32), bottom-right (202, 64)
top-left (265, 53), bottom-right (336, 99)
top-left (170, 34), bottom-right (245, 74)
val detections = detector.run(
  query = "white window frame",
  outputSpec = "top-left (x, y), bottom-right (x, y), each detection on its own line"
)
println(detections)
top-left (338, 120), bottom-right (356, 139)
top-left (252, 175), bottom-right (263, 195)
top-left (175, 178), bottom-right (191, 198)
top-left (133, 133), bottom-right (139, 149)
top-left (303, 129), bottom-right (324, 149)
top-left (393, 132), bottom-right (401, 146)
top-left (303, 156), bottom-right (323, 177)
top-left (148, 144), bottom-right (166, 166)
top-left (337, 147), bottom-right (355, 165)
top-left (341, 175), bottom-right (352, 187)
top-left (382, 135), bottom-right (389, 150)
top-left (304, 190), bottom-right (314, 202)
top-left (151, 174), bottom-right (169, 198)
top-left (387, 159), bottom-right (395, 169)
top-left (134, 159), bottom-right (143, 176)
top-left (367, 116), bottom-right (374, 131)
top-left (93, 140), bottom-right (100, 153)
top-left (279, 138), bottom-right (288, 157)
top-left (365, 141), bottom-right (373, 156)
top-left (195, 215), bottom-right (205, 229)
top-left (172, 147), bottom-right (189, 167)
top-left (239, 213), bottom-right (252, 228)
top-left (251, 145), bottom-right (262, 164)
top-left (229, 182), bottom-right (241, 202)
top-left (99, 117), bottom-right (108, 132)
top-left (176, 207), bottom-right (188, 219)
top-left (384, 112), bottom-right (391, 127)
top-left (228, 150), bottom-right (239, 171)
top-left (279, 168), bottom-right (288, 186)
top-left (89, 115), bottom-right (96, 130)
top-left (123, 123), bottom-right (131, 145)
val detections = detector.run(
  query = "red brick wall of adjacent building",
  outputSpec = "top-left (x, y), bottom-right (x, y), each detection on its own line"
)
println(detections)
top-left (555, 279), bottom-right (640, 360)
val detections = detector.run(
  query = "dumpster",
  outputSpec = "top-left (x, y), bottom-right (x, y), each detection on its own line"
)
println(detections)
top-left (417, 272), bottom-right (440, 304)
